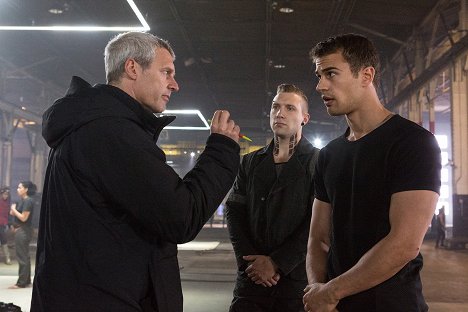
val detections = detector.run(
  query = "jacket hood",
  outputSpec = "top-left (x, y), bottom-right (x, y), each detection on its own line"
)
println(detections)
top-left (42, 76), bottom-right (175, 148)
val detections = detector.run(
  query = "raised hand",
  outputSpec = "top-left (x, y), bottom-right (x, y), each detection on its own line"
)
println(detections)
top-left (210, 110), bottom-right (240, 143)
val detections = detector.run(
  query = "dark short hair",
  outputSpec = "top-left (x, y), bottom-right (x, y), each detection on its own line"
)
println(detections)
top-left (19, 181), bottom-right (37, 196)
top-left (309, 33), bottom-right (380, 86)
top-left (276, 84), bottom-right (309, 113)
top-left (0, 186), bottom-right (9, 194)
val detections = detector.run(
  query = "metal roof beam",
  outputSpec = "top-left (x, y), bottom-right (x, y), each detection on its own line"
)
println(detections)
top-left (387, 34), bottom-right (468, 109)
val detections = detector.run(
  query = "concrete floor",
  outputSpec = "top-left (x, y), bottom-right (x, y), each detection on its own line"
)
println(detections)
top-left (1, 228), bottom-right (467, 312)
top-left (420, 242), bottom-right (468, 311)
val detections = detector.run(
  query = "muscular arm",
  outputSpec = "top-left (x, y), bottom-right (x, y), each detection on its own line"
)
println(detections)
top-left (308, 190), bottom-right (439, 305)
top-left (306, 199), bottom-right (331, 283)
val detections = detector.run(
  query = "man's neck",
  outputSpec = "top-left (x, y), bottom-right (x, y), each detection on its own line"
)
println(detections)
top-left (273, 133), bottom-right (300, 163)
top-left (345, 102), bottom-right (393, 141)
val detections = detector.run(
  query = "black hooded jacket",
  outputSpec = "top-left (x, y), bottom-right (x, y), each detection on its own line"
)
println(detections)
top-left (31, 76), bottom-right (240, 312)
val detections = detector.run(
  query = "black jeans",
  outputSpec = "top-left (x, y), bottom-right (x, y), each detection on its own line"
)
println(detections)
top-left (229, 296), bottom-right (305, 312)
top-left (15, 226), bottom-right (32, 287)
top-left (0, 224), bottom-right (8, 245)
top-left (435, 228), bottom-right (445, 247)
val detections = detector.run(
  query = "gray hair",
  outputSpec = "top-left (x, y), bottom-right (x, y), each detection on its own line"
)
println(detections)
top-left (104, 32), bottom-right (175, 83)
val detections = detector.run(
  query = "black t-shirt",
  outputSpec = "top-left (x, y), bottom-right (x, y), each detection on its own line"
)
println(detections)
top-left (315, 115), bottom-right (441, 311)
top-left (15, 197), bottom-right (34, 229)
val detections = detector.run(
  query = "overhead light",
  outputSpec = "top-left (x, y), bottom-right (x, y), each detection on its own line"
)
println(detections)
top-left (49, 2), bottom-right (69, 15)
top-left (200, 57), bottom-right (213, 64)
top-left (273, 64), bottom-right (286, 69)
top-left (0, 0), bottom-right (150, 32)
top-left (313, 138), bottom-right (323, 148)
top-left (157, 109), bottom-right (210, 130)
top-left (48, 8), bottom-right (63, 15)
top-left (278, 0), bottom-right (294, 13)
top-left (184, 57), bottom-right (195, 67)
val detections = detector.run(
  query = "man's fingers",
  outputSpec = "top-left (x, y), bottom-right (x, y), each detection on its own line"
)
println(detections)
top-left (227, 120), bottom-right (235, 132)
top-left (210, 110), bottom-right (230, 129)
top-left (219, 110), bottom-right (230, 128)
top-left (210, 109), bottom-right (240, 143)
top-left (210, 110), bottom-right (223, 128)
top-left (233, 124), bottom-right (240, 132)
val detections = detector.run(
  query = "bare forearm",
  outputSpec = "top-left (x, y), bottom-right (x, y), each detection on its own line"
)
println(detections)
top-left (328, 191), bottom-right (438, 301)
top-left (11, 209), bottom-right (29, 222)
top-left (328, 236), bottom-right (416, 300)
top-left (306, 238), bottom-right (328, 283)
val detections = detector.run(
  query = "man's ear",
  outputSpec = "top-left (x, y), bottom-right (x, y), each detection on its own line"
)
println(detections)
top-left (302, 112), bottom-right (310, 126)
top-left (361, 66), bottom-right (375, 86)
top-left (123, 58), bottom-right (139, 80)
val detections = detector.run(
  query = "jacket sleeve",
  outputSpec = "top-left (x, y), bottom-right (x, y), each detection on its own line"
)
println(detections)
top-left (73, 117), bottom-right (240, 244)
top-left (225, 154), bottom-right (258, 270)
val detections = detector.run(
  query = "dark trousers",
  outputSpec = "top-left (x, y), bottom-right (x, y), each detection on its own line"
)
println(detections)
top-left (435, 228), bottom-right (445, 247)
top-left (15, 226), bottom-right (32, 287)
top-left (229, 296), bottom-right (305, 312)
top-left (0, 224), bottom-right (8, 245)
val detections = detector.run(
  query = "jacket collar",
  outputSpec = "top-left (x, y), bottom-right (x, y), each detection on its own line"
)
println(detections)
top-left (253, 136), bottom-right (314, 195)
top-left (257, 136), bottom-right (313, 156)
top-left (95, 84), bottom-right (175, 140)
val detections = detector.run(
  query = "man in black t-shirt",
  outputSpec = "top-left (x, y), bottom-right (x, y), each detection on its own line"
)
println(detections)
top-left (303, 34), bottom-right (441, 312)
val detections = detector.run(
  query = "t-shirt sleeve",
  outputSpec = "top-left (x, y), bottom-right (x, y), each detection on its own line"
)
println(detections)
top-left (23, 198), bottom-right (34, 213)
top-left (388, 129), bottom-right (441, 195)
top-left (314, 149), bottom-right (330, 203)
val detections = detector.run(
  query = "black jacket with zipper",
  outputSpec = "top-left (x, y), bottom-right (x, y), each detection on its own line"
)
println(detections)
top-left (31, 76), bottom-right (240, 312)
top-left (226, 137), bottom-right (319, 298)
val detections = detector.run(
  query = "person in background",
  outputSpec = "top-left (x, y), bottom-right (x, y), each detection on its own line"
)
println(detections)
top-left (0, 187), bottom-right (12, 265)
top-left (304, 33), bottom-right (441, 312)
top-left (226, 84), bottom-right (320, 312)
top-left (9, 181), bottom-right (37, 288)
top-left (435, 206), bottom-right (446, 248)
top-left (31, 31), bottom-right (240, 312)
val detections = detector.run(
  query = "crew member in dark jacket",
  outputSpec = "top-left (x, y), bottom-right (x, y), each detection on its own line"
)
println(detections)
top-left (226, 84), bottom-right (319, 312)
top-left (31, 32), bottom-right (241, 312)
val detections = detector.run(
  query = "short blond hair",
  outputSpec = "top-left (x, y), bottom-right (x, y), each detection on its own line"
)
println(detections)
top-left (276, 83), bottom-right (309, 113)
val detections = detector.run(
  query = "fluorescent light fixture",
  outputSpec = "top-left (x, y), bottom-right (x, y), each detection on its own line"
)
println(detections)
top-left (158, 109), bottom-right (210, 130)
top-left (177, 241), bottom-right (219, 251)
top-left (0, 0), bottom-right (150, 32)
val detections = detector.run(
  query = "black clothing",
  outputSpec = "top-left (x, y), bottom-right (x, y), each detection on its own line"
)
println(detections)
top-left (14, 197), bottom-right (34, 229)
top-left (15, 226), bottom-right (32, 287)
top-left (226, 137), bottom-right (319, 305)
top-left (14, 197), bottom-right (34, 287)
top-left (435, 213), bottom-right (446, 247)
top-left (315, 115), bottom-right (441, 312)
top-left (229, 296), bottom-right (304, 312)
top-left (31, 76), bottom-right (240, 312)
